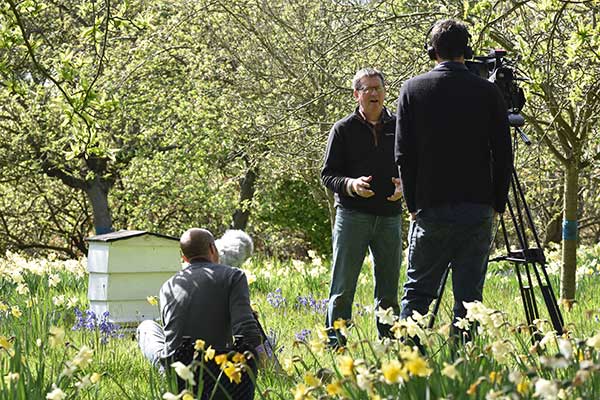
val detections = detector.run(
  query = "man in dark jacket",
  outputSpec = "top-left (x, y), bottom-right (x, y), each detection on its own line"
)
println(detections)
top-left (321, 68), bottom-right (403, 346)
top-left (137, 228), bottom-right (262, 364)
top-left (395, 20), bottom-right (512, 339)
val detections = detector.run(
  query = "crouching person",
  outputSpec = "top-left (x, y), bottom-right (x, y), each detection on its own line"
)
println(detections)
top-left (137, 228), bottom-right (262, 399)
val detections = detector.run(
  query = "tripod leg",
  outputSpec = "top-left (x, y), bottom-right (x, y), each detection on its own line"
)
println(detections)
top-left (531, 262), bottom-right (564, 334)
top-left (515, 263), bottom-right (542, 342)
top-left (427, 266), bottom-right (450, 329)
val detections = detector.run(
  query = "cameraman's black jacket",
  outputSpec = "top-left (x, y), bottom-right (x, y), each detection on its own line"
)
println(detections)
top-left (321, 107), bottom-right (402, 216)
top-left (395, 62), bottom-right (512, 213)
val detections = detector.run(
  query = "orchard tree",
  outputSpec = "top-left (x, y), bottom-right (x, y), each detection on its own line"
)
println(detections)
top-left (467, 0), bottom-right (600, 302)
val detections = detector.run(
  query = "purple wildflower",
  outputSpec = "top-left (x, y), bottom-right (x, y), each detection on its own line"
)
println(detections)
top-left (72, 308), bottom-right (122, 343)
top-left (294, 329), bottom-right (311, 342)
top-left (266, 288), bottom-right (286, 308)
top-left (295, 294), bottom-right (328, 314)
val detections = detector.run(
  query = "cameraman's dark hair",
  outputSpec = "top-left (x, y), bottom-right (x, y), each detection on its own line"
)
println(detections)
top-left (352, 68), bottom-right (385, 90)
top-left (429, 19), bottom-right (470, 60)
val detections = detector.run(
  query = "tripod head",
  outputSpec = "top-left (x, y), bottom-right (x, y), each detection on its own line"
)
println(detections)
top-left (508, 113), bottom-right (531, 146)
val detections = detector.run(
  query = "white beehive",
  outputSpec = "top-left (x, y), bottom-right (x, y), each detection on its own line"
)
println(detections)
top-left (86, 230), bottom-right (180, 323)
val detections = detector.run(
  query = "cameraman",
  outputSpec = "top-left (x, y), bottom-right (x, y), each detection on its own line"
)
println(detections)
top-left (137, 228), bottom-right (262, 366)
top-left (395, 20), bottom-right (512, 342)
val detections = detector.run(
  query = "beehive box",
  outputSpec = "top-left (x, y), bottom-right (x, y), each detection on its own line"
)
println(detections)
top-left (86, 230), bottom-right (180, 323)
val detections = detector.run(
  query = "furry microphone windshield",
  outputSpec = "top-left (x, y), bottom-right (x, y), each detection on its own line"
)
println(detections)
top-left (214, 230), bottom-right (254, 268)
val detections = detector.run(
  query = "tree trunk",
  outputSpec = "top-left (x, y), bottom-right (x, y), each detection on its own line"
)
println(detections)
top-left (85, 178), bottom-right (113, 235)
top-left (232, 167), bottom-right (257, 231)
top-left (560, 160), bottom-right (578, 301)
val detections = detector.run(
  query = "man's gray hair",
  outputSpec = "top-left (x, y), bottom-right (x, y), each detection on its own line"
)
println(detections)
top-left (352, 68), bottom-right (385, 90)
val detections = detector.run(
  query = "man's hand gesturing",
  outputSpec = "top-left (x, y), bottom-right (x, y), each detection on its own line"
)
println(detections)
top-left (351, 176), bottom-right (375, 198)
top-left (387, 177), bottom-right (402, 202)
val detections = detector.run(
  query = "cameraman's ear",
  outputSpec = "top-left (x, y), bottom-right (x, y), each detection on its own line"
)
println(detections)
top-left (209, 242), bottom-right (220, 264)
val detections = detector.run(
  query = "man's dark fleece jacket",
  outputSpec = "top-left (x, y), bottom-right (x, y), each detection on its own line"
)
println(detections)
top-left (395, 62), bottom-right (512, 214)
top-left (321, 107), bottom-right (401, 216)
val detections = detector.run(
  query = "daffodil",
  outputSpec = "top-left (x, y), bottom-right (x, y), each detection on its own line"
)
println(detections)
top-left (147, 296), bottom-right (159, 306)
top-left (215, 354), bottom-right (228, 366)
top-left (182, 392), bottom-right (194, 400)
top-left (333, 319), bottom-right (348, 337)
top-left (67, 297), bottom-right (79, 309)
top-left (490, 340), bottom-right (512, 364)
top-left (488, 371), bottom-right (501, 384)
top-left (72, 346), bottom-right (93, 368)
top-left (338, 355), bottom-right (355, 377)
top-left (539, 331), bottom-right (556, 349)
top-left (375, 307), bottom-right (397, 326)
top-left (586, 333), bottom-right (600, 349)
top-left (3, 372), bottom-right (19, 385)
top-left (10, 306), bottom-right (22, 318)
top-left (304, 372), bottom-right (320, 387)
top-left (441, 362), bottom-right (459, 380)
top-left (381, 359), bottom-right (406, 384)
top-left (534, 378), bottom-right (558, 399)
top-left (355, 365), bottom-right (374, 392)
top-left (16, 283), bottom-right (29, 295)
top-left (171, 361), bottom-right (196, 386)
top-left (90, 372), bottom-right (101, 384)
top-left (242, 270), bottom-right (256, 284)
top-left (292, 383), bottom-right (315, 400)
top-left (235, 352), bottom-right (249, 365)
top-left (46, 386), bottom-right (67, 400)
top-left (405, 355), bottom-right (432, 377)
top-left (316, 327), bottom-right (329, 342)
top-left (194, 339), bottom-right (205, 351)
top-left (75, 375), bottom-right (92, 390)
top-left (516, 380), bottom-right (529, 395)
top-left (204, 346), bottom-right (215, 361)
top-left (0, 335), bottom-right (14, 357)
top-left (53, 295), bottom-right (66, 306)
top-left (48, 274), bottom-right (61, 287)
top-left (326, 380), bottom-right (344, 396)
top-left (49, 326), bottom-right (65, 348)
top-left (558, 338), bottom-right (573, 359)
top-left (223, 361), bottom-right (242, 384)
top-left (308, 338), bottom-right (325, 355)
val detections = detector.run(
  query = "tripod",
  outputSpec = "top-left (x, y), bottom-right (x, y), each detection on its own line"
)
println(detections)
top-left (428, 123), bottom-right (565, 338)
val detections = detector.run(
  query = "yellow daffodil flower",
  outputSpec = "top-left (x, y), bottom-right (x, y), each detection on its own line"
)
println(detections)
top-left (223, 362), bottom-right (242, 384)
top-left (146, 296), bottom-right (159, 306)
top-left (204, 346), bottom-right (215, 362)
top-left (381, 359), bottom-right (407, 384)
top-left (303, 372), bottom-right (320, 388)
top-left (49, 326), bottom-right (65, 348)
top-left (215, 354), bottom-right (228, 366)
top-left (326, 380), bottom-right (344, 396)
top-left (194, 339), bottom-right (205, 351)
top-left (441, 362), bottom-right (459, 380)
top-left (338, 355), bottom-right (354, 377)
top-left (11, 306), bottom-right (22, 319)
top-left (90, 372), bottom-right (101, 384)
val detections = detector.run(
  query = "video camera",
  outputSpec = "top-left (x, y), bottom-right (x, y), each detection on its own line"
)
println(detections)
top-left (466, 50), bottom-right (526, 127)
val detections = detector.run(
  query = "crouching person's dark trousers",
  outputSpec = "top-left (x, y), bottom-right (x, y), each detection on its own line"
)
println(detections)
top-left (400, 203), bottom-right (494, 327)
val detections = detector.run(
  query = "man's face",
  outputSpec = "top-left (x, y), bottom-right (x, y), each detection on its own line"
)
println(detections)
top-left (353, 75), bottom-right (385, 118)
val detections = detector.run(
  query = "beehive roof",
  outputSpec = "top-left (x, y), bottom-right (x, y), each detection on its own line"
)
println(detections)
top-left (86, 230), bottom-right (178, 242)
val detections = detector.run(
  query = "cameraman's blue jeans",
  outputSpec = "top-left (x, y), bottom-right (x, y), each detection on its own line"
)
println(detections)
top-left (326, 207), bottom-right (402, 343)
top-left (400, 204), bottom-right (494, 324)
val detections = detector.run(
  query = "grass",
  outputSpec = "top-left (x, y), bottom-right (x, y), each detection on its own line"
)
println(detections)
top-left (1, 243), bottom-right (600, 399)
